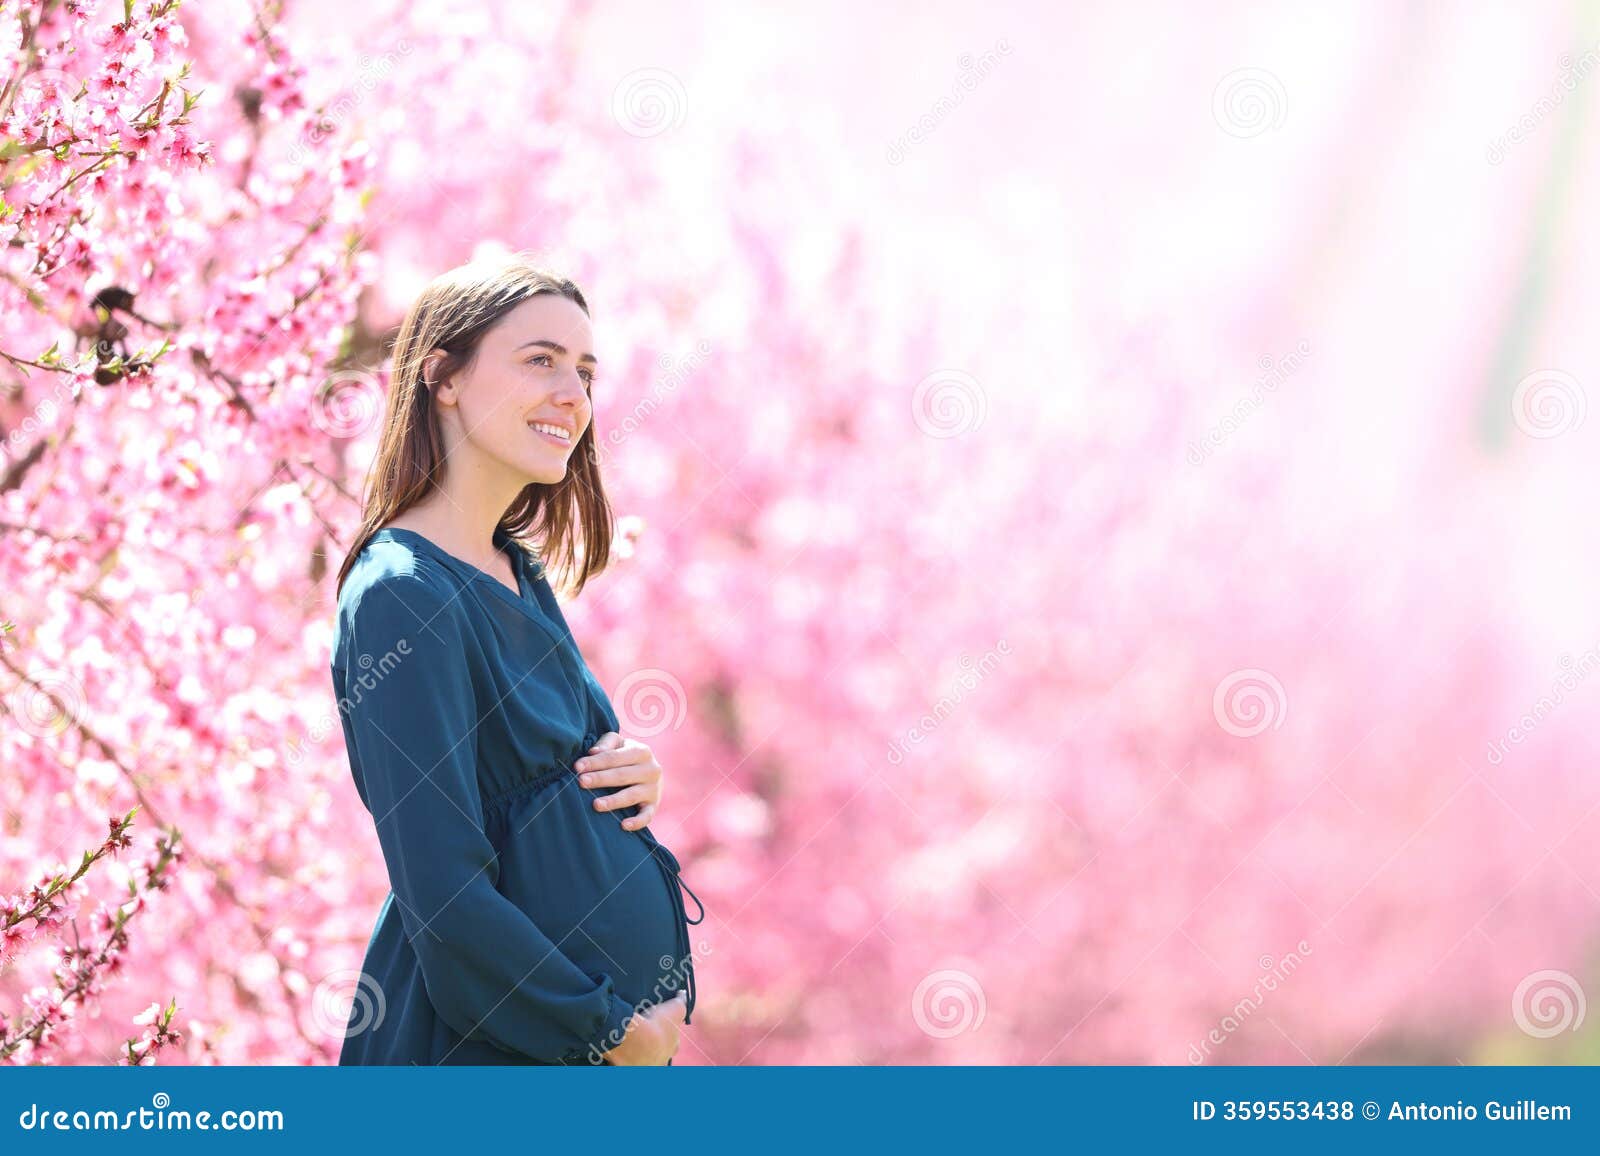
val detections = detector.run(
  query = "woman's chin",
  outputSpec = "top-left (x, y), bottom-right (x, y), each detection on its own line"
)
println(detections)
top-left (514, 456), bottom-right (571, 486)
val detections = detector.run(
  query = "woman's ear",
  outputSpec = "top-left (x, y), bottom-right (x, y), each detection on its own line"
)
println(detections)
top-left (424, 349), bottom-right (458, 405)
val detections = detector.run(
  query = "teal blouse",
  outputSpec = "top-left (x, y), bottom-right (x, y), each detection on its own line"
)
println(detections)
top-left (331, 525), bottom-right (702, 1065)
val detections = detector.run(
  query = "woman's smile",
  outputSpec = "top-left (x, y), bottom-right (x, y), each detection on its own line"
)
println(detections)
top-left (528, 418), bottom-right (574, 447)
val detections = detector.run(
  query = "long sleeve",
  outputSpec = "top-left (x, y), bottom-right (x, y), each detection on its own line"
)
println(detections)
top-left (336, 574), bottom-right (636, 1062)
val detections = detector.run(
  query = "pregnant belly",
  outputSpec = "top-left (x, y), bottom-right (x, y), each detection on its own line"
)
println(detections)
top-left (489, 776), bottom-right (688, 1013)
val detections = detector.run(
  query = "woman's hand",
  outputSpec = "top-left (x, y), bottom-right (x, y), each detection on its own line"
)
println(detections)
top-left (574, 732), bottom-right (663, 830)
top-left (603, 993), bottom-right (687, 1065)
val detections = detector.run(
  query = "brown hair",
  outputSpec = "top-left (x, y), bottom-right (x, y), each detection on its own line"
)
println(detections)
top-left (334, 253), bottom-right (613, 600)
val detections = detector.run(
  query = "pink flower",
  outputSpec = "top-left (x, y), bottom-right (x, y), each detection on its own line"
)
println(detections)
top-left (163, 125), bottom-right (212, 170)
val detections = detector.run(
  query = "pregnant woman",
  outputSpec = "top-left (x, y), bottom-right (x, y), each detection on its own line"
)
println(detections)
top-left (329, 254), bottom-right (703, 1065)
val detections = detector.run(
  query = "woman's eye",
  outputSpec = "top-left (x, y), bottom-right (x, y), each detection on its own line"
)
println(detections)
top-left (527, 354), bottom-right (593, 387)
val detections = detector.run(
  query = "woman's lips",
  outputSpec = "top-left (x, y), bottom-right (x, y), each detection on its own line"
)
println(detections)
top-left (533, 427), bottom-right (571, 448)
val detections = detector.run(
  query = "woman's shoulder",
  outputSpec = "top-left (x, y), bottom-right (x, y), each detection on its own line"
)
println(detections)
top-left (336, 532), bottom-right (474, 634)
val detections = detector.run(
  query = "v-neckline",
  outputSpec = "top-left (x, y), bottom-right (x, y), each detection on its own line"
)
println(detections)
top-left (370, 525), bottom-right (568, 649)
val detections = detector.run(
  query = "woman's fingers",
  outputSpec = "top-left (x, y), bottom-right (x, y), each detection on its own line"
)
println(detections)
top-left (592, 784), bottom-right (653, 813)
top-left (635, 993), bottom-right (687, 1062)
top-left (657, 993), bottom-right (688, 1061)
top-left (645, 992), bottom-right (689, 1024)
top-left (576, 760), bottom-right (661, 788)
top-left (573, 740), bottom-right (636, 774)
top-left (574, 736), bottom-right (668, 825)
top-left (574, 731), bottom-right (625, 772)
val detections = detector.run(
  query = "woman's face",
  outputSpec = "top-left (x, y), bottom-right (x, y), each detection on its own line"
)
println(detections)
top-left (433, 292), bottom-right (596, 486)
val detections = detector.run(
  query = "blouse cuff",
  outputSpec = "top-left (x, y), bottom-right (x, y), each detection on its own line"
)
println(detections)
top-left (569, 987), bottom-right (638, 1065)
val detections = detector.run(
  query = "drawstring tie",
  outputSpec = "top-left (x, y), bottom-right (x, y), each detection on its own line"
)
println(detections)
top-left (573, 731), bottom-right (704, 1023)
top-left (639, 829), bottom-right (704, 1022)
